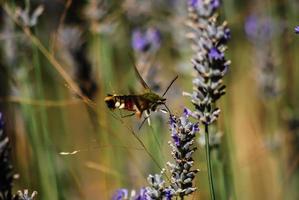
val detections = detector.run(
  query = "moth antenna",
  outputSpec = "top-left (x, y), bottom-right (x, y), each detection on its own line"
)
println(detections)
top-left (162, 75), bottom-right (178, 97)
top-left (163, 104), bottom-right (172, 116)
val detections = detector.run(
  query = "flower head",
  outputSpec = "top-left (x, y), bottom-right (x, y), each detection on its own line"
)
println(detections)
top-left (167, 112), bottom-right (199, 197)
top-left (295, 26), bottom-right (299, 34)
top-left (244, 14), bottom-right (277, 43)
top-left (245, 13), bottom-right (281, 98)
top-left (0, 113), bottom-right (14, 200)
top-left (132, 27), bottom-right (161, 53)
top-left (186, 0), bottom-right (230, 124)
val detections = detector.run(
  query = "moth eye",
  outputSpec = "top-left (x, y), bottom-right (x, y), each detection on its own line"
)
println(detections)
top-left (105, 98), bottom-right (116, 109)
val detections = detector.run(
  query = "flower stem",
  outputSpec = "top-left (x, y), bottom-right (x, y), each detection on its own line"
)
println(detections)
top-left (205, 124), bottom-right (216, 200)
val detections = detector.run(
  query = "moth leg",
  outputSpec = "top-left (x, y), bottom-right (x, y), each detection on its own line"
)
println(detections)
top-left (145, 110), bottom-right (151, 126)
top-left (139, 115), bottom-right (150, 130)
top-left (121, 112), bottom-right (136, 118)
top-left (119, 110), bottom-right (133, 118)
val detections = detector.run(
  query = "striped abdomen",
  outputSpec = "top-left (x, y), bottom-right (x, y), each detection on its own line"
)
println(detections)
top-left (104, 94), bottom-right (139, 112)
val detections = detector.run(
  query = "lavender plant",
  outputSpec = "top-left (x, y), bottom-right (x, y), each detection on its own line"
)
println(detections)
top-left (244, 14), bottom-right (281, 98)
top-left (0, 113), bottom-right (37, 200)
top-left (0, 113), bottom-right (14, 200)
top-left (112, 110), bottom-right (199, 200)
top-left (183, 0), bottom-right (231, 199)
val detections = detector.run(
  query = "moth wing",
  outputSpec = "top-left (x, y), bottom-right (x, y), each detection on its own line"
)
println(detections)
top-left (129, 53), bottom-right (151, 90)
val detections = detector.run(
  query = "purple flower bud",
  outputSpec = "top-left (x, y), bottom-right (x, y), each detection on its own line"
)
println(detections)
top-left (147, 27), bottom-right (161, 49)
top-left (188, 0), bottom-right (198, 7)
top-left (132, 29), bottom-right (151, 52)
top-left (192, 123), bottom-right (200, 132)
top-left (295, 26), bottom-right (299, 34)
top-left (208, 47), bottom-right (224, 61)
top-left (112, 189), bottom-right (128, 200)
top-left (169, 115), bottom-right (176, 126)
top-left (244, 15), bottom-right (258, 39)
top-left (211, 0), bottom-right (220, 9)
top-left (224, 27), bottom-right (231, 41)
top-left (245, 14), bottom-right (276, 42)
top-left (183, 108), bottom-right (192, 117)
top-left (131, 27), bottom-right (161, 53)
top-left (172, 134), bottom-right (180, 146)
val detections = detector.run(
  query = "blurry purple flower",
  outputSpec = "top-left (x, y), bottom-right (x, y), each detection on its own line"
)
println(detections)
top-left (208, 47), bottom-right (224, 61)
top-left (147, 28), bottom-right (161, 49)
top-left (244, 14), bottom-right (275, 42)
top-left (244, 15), bottom-right (258, 38)
top-left (131, 27), bottom-right (161, 53)
top-left (112, 189), bottom-right (128, 200)
top-left (211, 0), bottom-right (220, 9)
top-left (189, 0), bottom-right (220, 10)
top-left (295, 26), bottom-right (299, 34)
top-left (188, 0), bottom-right (198, 7)
top-left (132, 29), bottom-right (150, 52)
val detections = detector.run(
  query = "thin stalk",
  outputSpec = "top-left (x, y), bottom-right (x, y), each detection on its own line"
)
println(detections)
top-left (205, 124), bottom-right (216, 200)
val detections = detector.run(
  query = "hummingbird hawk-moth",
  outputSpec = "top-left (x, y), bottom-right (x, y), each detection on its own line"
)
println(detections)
top-left (104, 63), bottom-right (177, 123)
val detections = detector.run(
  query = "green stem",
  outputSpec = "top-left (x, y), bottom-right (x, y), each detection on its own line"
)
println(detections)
top-left (205, 124), bottom-right (216, 200)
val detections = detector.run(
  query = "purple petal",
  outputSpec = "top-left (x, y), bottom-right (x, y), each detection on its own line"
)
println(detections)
top-left (183, 108), bottom-right (192, 118)
top-left (112, 189), bottom-right (128, 200)
top-left (147, 27), bottom-right (161, 48)
top-left (211, 0), bottom-right (220, 9)
top-left (295, 26), bottom-right (299, 34)
top-left (132, 29), bottom-right (150, 52)
top-left (188, 0), bottom-right (198, 7)
top-left (208, 47), bottom-right (224, 61)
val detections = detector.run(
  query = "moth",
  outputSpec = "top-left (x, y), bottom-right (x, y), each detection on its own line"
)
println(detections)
top-left (104, 64), bottom-right (177, 126)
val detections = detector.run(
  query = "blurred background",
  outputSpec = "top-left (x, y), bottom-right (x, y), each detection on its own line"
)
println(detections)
top-left (0, 0), bottom-right (299, 199)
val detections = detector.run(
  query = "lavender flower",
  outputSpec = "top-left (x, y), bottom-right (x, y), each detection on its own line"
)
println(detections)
top-left (112, 189), bottom-right (129, 200)
top-left (112, 188), bottom-right (148, 200)
top-left (146, 110), bottom-right (199, 199)
top-left (0, 113), bottom-right (14, 200)
top-left (295, 26), bottom-right (299, 34)
top-left (166, 110), bottom-right (199, 198)
top-left (112, 110), bottom-right (199, 200)
top-left (184, 0), bottom-right (231, 125)
top-left (132, 27), bottom-right (162, 91)
top-left (244, 14), bottom-right (280, 98)
top-left (132, 27), bottom-right (161, 53)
